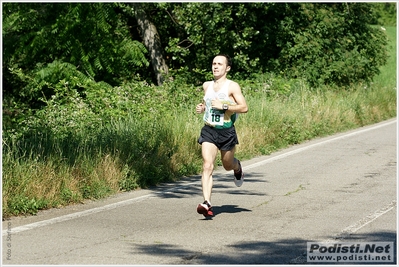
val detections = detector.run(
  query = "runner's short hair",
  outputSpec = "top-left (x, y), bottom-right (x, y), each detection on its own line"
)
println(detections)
top-left (215, 54), bottom-right (232, 68)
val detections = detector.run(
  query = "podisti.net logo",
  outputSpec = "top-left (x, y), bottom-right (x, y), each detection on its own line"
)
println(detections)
top-left (307, 242), bottom-right (394, 263)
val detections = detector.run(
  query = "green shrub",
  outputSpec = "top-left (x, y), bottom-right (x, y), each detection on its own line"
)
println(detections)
top-left (370, 3), bottom-right (397, 26)
top-left (275, 3), bottom-right (389, 87)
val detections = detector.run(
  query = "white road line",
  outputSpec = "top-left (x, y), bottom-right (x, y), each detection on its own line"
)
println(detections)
top-left (334, 200), bottom-right (397, 240)
top-left (3, 119), bottom-right (396, 236)
top-left (289, 200), bottom-right (397, 264)
top-left (244, 119), bottom-right (396, 171)
top-left (2, 194), bottom-right (156, 236)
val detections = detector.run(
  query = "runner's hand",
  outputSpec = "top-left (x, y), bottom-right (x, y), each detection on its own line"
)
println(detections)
top-left (211, 99), bottom-right (223, 110)
top-left (196, 103), bottom-right (205, 114)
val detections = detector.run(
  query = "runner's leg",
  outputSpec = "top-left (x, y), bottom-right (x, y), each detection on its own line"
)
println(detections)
top-left (201, 142), bottom-right (219, 202)
top-left (221, 147), bottom-right (240, 172)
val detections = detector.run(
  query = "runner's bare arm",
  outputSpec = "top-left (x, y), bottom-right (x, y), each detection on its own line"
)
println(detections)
top-left (228, 81), bottom-right (248, 113)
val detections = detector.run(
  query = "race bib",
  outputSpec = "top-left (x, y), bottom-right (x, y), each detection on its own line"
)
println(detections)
top-left (205, 108), bottom-right (224, 126)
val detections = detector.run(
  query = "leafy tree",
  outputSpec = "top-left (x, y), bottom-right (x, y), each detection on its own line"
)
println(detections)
top-left (370, 2), bottom-right (397, 26)
top-left (153, 2), bottom-right (269, 81)
top-left (2, 3), bottom-right (151, 131)
top-left (152, 3), bottom-right (388, 86)
top-left (3, 3), bottom-right (148, 103)
top-left (120, 3), bottom-right (169, 85)
top-left (3, 2), bottom-right (389, 92)
top-left (273, 3), bottom-right (389, 86)
top-left (2, 2), bottom-right (390, 133)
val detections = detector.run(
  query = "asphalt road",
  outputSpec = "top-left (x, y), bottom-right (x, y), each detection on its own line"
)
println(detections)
top-left (2, 118), bottom-right (397, 265)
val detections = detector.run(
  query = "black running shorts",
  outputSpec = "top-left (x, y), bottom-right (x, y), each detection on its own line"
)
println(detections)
top-left (198, 125), bottom-right (239, 151)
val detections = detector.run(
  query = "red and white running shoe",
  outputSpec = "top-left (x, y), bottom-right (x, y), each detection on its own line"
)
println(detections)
top-left (197, 201), bottom-right (213, 217)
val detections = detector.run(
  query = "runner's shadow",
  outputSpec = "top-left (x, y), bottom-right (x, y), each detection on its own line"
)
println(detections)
top-left (212, 205), bottom-right (252, 216)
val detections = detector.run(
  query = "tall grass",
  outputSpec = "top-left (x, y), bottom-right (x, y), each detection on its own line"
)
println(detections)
top-left (2, 27), bottom-right (396, 218)
top-left (237, 82), bottom-right (396, 158)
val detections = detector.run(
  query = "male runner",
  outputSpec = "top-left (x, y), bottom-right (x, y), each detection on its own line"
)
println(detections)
top-left (195, 54), bottom-right (248, 217)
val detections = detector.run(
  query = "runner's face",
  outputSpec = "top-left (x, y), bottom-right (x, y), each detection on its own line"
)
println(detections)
top-left (212, 56), bottom-right (230, 78)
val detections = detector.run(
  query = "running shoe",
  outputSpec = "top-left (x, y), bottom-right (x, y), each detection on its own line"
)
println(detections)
top-left (234, 160), bottom-right (244, 187)
top-left (197, 201), bottom-right (214, 217)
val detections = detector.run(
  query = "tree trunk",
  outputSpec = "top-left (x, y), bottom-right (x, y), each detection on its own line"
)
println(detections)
top-left (130, 3), bottom-right (168, 86)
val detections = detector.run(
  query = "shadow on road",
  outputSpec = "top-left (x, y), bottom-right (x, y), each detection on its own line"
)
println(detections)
top-left (212, 204), bottom-right (252, 216)
top-left (153, 171), bottom-right (268, 199)
top-left (129, 231), bottom-right (396, 264)
top-left (197, 204), bottom-right (252, 220)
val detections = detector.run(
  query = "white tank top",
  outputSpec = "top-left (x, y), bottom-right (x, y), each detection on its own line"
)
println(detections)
top-left (203, 80), bottom-right (237, 129)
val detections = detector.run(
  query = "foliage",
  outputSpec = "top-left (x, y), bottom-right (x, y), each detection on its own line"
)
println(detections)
top-left (274, 3), bottom-right (389, 86)
top-left (370, 2), bottom-right (397, 26)
top-left (1, 2), bottom-right (396, 217)
top-left (3, 66), bottom-right (199, 144)
top-left (372, 26), bottom-right (397, 89)
top-left (153, 3), bottom-right (388, 87)
top-left (3, 69), bottom-right (396, 217)
top-left (2, 23), bottom-right (397, 217)
top-left (2, 3), bottom-right (391, 132)
top-left (3, 3), bottom-right (390, 103)
top-left (154, 2), bottom-right (275, 79)
top-left (3, 3), bottom-right (148, 107)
